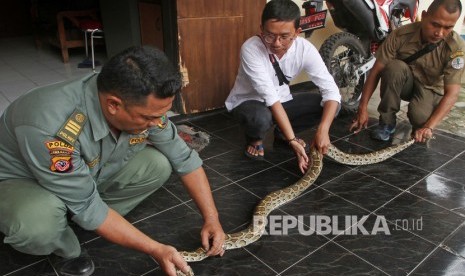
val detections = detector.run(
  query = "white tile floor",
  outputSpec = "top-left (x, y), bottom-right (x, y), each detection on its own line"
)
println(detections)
top-left (0, 36), bottom-right (106, 115)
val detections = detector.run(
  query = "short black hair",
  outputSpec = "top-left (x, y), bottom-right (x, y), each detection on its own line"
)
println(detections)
top-left (97, 46), bottom-right (182, 106)
top-left (261, 0), bottom-right (301, 29)
top-left (427, 0), bottom-right (462, 16)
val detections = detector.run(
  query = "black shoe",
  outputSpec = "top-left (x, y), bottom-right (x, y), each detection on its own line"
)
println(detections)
top-left (49, 249), bottom-right (95, 276)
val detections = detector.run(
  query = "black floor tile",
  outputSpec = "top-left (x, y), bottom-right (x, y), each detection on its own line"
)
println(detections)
top-left (87, 240), bottom-right (157, 276)
top-left (162, 166), bottom-right (233, 203)
top-left (323, 170), bottom-right (403, 212)
top-left (234, 166), bottom-right (302, 199)
top-left (4, 259), bottom-right (56, 276)
top-left (442, 223), bottom-right (465, 259)
top-left (435, 157), bottom-right (465, 184)
top-left (245, 227), bottom-right (329, 274)
top-left (375, 192), bottom-right (465, 245)
top-left (416, 132), bottom-right (465, 157)
top-left (3, 113), bottom-right (464, 276)
top-left (354, 157), bottom-right (430, 190)
top-left (198, 135), bottom-right (240, 160)
top-left (410, 247), bottom-right (465, 276)
top-left (281, 241), bottom-right (387, 275)
top-left (194, 183), bottom-right (264, 233)
top-left (393, 143), bottom-right (453, 172)
top-left (145, 247), bottom-right (277, 276)
top-left (0, 239), bottom-right (47, 275)
top-left (203, 149), bottom-right (274, 182)
top-left (334, 215), bottom-right (437, 275)
top-left (408, 174), bottom-right (465, 216)
top-left (188, 109), bottom-right (238, 134)
top-left (279, 187), bottom-right (370, 237)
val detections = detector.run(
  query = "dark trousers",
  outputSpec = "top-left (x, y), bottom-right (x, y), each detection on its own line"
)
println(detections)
top-left (378, 60), bottom-right (443, 129)
top-left (231, 91), bottom-right (323, 142)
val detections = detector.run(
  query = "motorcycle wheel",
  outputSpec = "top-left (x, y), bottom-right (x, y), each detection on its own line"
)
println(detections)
top-left (319, 32), bottom-right (370, 114)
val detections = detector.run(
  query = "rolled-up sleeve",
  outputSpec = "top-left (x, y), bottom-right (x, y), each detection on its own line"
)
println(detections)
top-left (147, 121), bottom-right (202, 175)
top-left (15, 125), bottom-right (109, 230)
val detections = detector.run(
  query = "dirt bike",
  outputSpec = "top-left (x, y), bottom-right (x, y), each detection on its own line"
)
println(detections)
top-left (298, 0), bottom-right (419, 113)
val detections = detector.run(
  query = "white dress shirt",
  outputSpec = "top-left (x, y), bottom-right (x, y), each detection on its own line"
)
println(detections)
top-left (225, 35), bottom-right (341, 111)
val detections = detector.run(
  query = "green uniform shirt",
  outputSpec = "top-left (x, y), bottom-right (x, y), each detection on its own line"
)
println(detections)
top-left (0, 74), bottom-right (202, 230)
top-left (376, 22), bottom-right (465, 95)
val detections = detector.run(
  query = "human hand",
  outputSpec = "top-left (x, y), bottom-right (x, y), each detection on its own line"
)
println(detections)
top-left (414, 127), bottom-right (434, 143)
top-left (312, 131), bottom-right (331, 155)
top-left (151, 244), bottom-right (192, 276)
top-left (349, 109), bottom-right (369, 134)
top-left (289, 138), bottom-right (309, 174)
top-left (201, 219), bottom-right (226, 257)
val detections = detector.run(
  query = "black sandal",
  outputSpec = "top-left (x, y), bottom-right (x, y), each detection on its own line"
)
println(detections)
top-left (244, 144), bottom-right (265, 160)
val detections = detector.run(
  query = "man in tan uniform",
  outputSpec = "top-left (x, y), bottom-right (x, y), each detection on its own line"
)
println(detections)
top-left (350, 0), bottom-right (464, 142)
top-left (0, 46), bottom-right (224, 276)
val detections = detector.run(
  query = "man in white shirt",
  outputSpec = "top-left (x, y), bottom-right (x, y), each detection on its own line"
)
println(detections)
top-left (225, 0), bottom-right (341, 173)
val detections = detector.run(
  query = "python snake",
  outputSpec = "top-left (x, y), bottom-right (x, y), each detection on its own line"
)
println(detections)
top-left (176, 139), bottom-right (415, 276)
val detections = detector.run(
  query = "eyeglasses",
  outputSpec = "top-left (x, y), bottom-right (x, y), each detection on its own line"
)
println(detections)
top-left (262, 33), bottom-right (295, 44)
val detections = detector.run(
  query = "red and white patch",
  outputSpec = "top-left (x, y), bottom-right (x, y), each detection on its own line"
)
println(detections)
top-left (53, 159), bottom-right (71, 172)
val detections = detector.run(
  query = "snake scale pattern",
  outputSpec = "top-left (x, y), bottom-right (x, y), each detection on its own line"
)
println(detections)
top-left (176, 139), bottom-right (415, 276)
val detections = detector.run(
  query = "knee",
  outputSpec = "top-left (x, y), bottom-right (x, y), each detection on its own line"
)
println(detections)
top-left (381, 60), bottom-right (411, 79)
top-left (3, 195), bottom-right (67, 254)
top-left (253, 112), bottom-right (273, 131)
top-left (407, 105), bottom-right (429, 129)
top-left (137, 147), bottom-right (172, 184)
top-left (234, 102), bottom-right (273, 131)
top-left (245, 106), bottom-right (272, 131)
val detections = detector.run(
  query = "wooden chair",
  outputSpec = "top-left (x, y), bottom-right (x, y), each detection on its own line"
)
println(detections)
top-left (31, 5), bottom-right (101, 63)
top-left (55, 9), bottom-right (101, 63)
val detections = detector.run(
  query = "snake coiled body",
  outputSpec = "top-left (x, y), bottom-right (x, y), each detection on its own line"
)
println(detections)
top-left (176, 139), bottom-right (415, 275)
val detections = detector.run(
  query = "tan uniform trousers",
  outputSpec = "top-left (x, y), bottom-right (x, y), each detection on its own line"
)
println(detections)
top-left (0, 147), bottom-right (171, 258)
top-left (378, 60), bottom-right (443, 129)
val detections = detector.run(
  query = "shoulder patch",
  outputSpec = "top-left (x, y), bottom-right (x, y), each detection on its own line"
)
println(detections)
top-left (451, 56), bottom-right (464, 69)
top-left (45, 139), bottom-right (74, 173)
top-left (57, 109), bottom-right (87, 146)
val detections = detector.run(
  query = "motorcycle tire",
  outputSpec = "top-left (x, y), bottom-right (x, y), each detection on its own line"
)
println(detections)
top-left (319, 32), bottom-right (370, 114)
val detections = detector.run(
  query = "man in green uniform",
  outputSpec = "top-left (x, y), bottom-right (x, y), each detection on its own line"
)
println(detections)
top-left (0, 46), bottom-right (225, 276)
top-left (350, 0), bottom-right (464, 143)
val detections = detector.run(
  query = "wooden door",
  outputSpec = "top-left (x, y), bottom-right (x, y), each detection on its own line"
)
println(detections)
top-left (139, 1), bottom-right (164, 51)
top-left (176, 0), bottom-right (265, 114)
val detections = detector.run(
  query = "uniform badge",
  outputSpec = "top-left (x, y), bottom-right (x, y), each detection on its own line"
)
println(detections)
top-left (450, 50), bottom-right (464, 59)
top-left (129, 136), bottom-right (147, 145)
top-left (157, 114), bottom-right (167, 129)
top-left (451, 57), bottom-right (464, 69)
top-left (45, 140), bottom-right (74, 173)
top-left (86, 156), bottom-right (100, 169)
top-left (57, 109), bottom-right (87, 146)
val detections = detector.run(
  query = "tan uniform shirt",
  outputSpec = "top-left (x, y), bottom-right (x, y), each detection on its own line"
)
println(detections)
top-left (376, 22), bottom-right (465, 95)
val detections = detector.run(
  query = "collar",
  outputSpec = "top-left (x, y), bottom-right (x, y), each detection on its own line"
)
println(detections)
top-left (84, 74), bottom-right (111, 142)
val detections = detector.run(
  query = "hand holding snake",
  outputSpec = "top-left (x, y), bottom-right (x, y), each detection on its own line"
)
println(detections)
top-left (175, 139), bottom-right (415, 275)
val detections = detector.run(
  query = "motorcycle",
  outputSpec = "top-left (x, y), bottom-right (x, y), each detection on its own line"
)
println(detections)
top-left (298, 0), bottom-right (419, 113)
